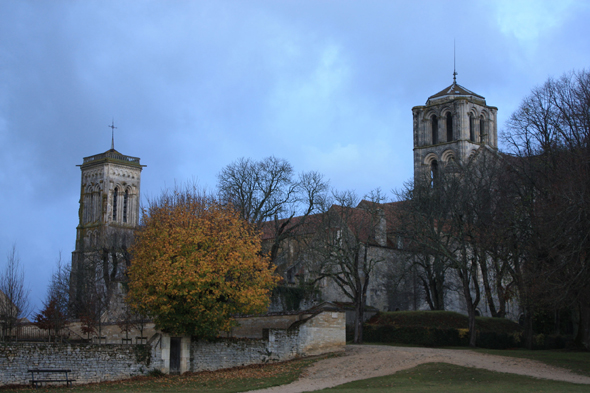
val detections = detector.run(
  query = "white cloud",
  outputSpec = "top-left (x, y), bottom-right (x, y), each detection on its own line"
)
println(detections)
top-left (491, 0), bottom-right (577, 43)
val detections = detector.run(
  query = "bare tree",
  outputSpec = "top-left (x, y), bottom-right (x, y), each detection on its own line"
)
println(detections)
top-left (504, 69), bottom-right (590, 348)
top-left (394, 182), bottom-right (451, 311)
top-left (34, 253), bottom-right (71, 341)
top-left (397, 158), bottom-right (500, 347)
top-left (217, 157), bottom-right (328, 268)
top-left (307, 189), bottom-right (387, 344)
top-left (0, 245), bottom-right (30, 341)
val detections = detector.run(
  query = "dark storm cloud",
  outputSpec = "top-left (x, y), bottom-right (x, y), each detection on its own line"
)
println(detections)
top-left (1, 0), bottom-right (589, 311)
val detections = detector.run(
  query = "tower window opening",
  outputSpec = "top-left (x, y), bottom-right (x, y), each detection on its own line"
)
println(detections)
top-left (431, 115), bottom-right (438, 144)
top-left (469, 114), bottom-right (475, 142)
top-left (430, 160), bottom-right (439, 188)
top-left (480, 116), bottom-right (486, 143)
top-left (123, 190), bottom-right (129, 223)
top-left (93, 189), bottom-right (100, 222)
top-left (446, 113), bottom-right (453, 142)
top-left (83, 193), bottom-right (90, 224)
top-left (113, 187), bottom-right (118, 221)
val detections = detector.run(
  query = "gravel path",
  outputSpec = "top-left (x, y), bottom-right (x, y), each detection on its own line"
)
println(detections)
top-left (248, 345), bottom-right (590, 392)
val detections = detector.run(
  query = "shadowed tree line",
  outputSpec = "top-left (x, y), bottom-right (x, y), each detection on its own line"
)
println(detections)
top-left (394, 69), bottom-right (590, 348)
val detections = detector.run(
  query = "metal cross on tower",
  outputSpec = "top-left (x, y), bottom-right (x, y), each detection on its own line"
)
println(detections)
top-left (108, 119), bottom-right (117, 150)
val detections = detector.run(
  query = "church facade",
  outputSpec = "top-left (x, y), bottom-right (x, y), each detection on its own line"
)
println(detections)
top-left (266, 76), bottom-right (510, 319)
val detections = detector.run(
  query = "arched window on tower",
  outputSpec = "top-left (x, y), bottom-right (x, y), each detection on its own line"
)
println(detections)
top-left (430, 160), bottom-right (439, 188)
top-left (113, 187), bottom-right (118, 221)
top-left (123, 189), bottom-right (129, 223)
top-left (93, 186), bottom-right (101, 222)
top-left (480, 116), bottom-right (486, 143)
top-left (431, 115), bottom-right (438, 144)
top-left (83, 191), bottom-right (90, 224)
top-left (446, 112), bottom-right (453, 142)
top-left (469, 114), bottom-right (475, 142)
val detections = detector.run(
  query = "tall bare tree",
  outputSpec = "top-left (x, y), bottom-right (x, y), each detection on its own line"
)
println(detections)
top-left (504, 69), bottom-right (590, 348)
top-left (218, 156), bottom-right (328, 268)
top-left (394, 182), bottom-right (451, 311)
top-left (34, 253), bottom-right (71, 341)
top-left (0, 245), bottom-right (30, 341)
top-left (307, 189), bottom-right (387, 344)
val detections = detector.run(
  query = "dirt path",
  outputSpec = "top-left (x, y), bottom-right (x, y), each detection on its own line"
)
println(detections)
top-left (248, 345), bottom-right (590, 392)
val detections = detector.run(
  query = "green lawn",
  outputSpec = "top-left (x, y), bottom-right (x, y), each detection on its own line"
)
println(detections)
top-left (320, 362), bottom-right (589, 393)
top-left (365, 342), bottom-right (590, 378)
top-left (470, 348), bottom-right (590, 378)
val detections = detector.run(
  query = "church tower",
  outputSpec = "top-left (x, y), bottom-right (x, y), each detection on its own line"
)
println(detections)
top-left (73, 148), bottom-right (144, 252)
top-left (70, 132), bottom-right (145, 316)
top-left (412, 74), bottom-right (498, 185)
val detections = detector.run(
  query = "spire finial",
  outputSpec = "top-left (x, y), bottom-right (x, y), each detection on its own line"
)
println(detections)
top-left (453, 40), bottom-right (458, 84)
top-left (108, 119), bottom-right (117, 150)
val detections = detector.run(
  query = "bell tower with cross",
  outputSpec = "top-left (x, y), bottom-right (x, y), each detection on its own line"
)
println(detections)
top-left (70, 122), bottom-right (146, 316)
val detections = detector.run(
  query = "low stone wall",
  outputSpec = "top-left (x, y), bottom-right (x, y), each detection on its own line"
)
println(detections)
top-left (187, 311), bottom-right (345, 373)
top-left (1, 310), bottom-right (345, 386)
top-left (190, 329), bottom-right (300, 372)
top-left (296, 310), bottom-right (346, 356)
top-left (0, 342), bottom-right (163, 387)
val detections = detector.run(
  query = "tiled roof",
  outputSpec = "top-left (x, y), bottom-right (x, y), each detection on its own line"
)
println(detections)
top-left (261, 212), bottom-right (324, 240)
top-left (427, 82), bottom-right (484, 102)
top-left (261, 200), bottom-right (408, 249)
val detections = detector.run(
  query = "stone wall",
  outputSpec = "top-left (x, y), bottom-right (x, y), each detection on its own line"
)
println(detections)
top-left (0, 342), bottom-right (163, 387)
top-left (187, 311), bottom-right (344, 373)
top-left (0, 310), bottom-right (345, 386)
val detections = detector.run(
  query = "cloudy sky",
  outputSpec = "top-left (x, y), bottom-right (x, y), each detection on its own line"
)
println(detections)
top-left (1, 0), bottom-right (589, 313)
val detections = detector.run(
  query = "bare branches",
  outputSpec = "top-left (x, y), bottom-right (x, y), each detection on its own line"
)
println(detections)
top-left (218, 156), bottom-right (329, 266)
top-left (0, 245), bottom-right (30, 341)
top-left (308, 189), bottom-right (387, 343)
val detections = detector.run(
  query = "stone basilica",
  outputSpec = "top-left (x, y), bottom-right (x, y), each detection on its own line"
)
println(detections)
top-left (70, 75), bottom-right (502, 318)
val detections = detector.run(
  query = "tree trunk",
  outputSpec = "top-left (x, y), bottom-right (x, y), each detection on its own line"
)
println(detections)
top-left (480, 257), bottom-right (498, 317)
top-left (573, 301), bottom-right (590, 349)
top-left (523, 305), bottom-right (534, 350)
top-left (463, 285), bottom-right (478, 347)
top-left (353, 295), bottom-right (364, 344)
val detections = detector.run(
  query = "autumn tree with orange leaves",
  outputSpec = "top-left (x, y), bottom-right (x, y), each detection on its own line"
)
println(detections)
top-left (127, 186), bottom-right (278, 338)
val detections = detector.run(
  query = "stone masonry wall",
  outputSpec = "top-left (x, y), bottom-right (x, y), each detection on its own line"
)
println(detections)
top-left (297, 311), bottom-right (346, 356)
top-left (0, 342), bottom-right (163, 387)
top-left (1, 310), bottom-right (344, 386)
top-left (188, 311), bottom-right (344, 372)
top-left (189, 328), bottom-right (301, 372)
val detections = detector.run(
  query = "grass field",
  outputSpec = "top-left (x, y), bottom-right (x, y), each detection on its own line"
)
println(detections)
top-left (471, 348), bottom-right (590, 378)
top-left (366, 342), bottom-right (590, 378)
top-left (321, 362), bottom-right (589, 393)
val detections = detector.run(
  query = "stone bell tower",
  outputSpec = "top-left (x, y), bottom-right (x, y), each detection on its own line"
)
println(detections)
top-left (411, 73), bottom-right (498, 185)
top-left (70, 127), bottom-right (145, 317)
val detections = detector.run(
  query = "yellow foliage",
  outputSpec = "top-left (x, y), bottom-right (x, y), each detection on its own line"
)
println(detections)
top-left (457, 328), bottom-right (469, 339)
top-left (127, 191), bottom-right (278, 337)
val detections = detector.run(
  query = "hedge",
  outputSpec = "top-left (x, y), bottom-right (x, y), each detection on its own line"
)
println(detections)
top-left (362, 311), bottom-right (560, 349)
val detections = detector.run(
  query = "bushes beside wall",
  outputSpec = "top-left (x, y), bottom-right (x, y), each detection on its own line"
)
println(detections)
top-left (363, 311), bottom-right (564, 349)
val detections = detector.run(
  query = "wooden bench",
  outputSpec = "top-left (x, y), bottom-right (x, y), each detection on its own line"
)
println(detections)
top-left (28, 369), bottom-right (75, 388)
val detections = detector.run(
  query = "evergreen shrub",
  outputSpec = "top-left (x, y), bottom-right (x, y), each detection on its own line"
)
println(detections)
top-left (364, 311), bottom-right (525, 349)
